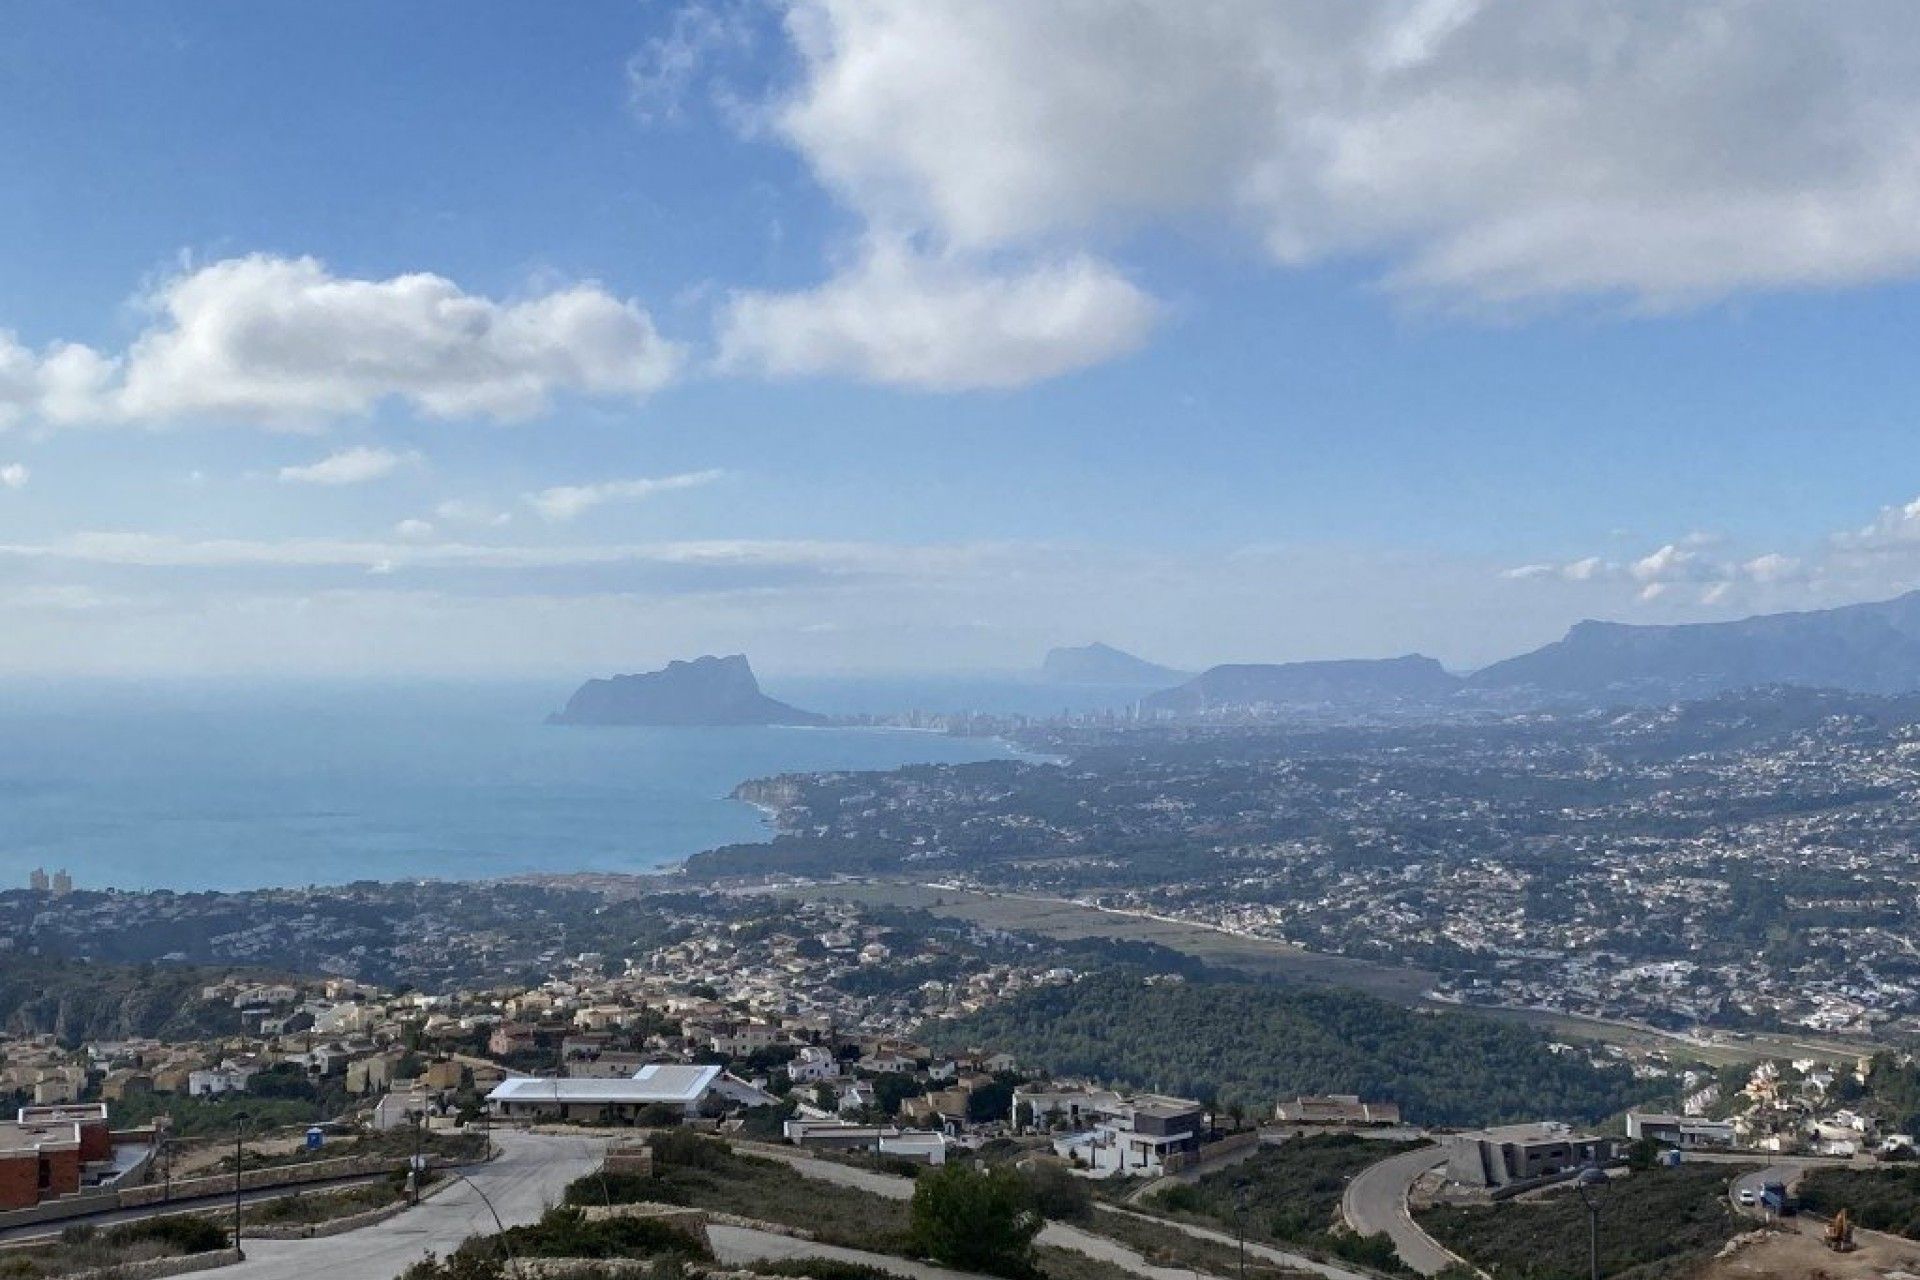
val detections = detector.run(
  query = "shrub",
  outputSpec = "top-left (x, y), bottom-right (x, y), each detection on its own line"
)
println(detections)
top-left (1020, 1163), bottom-right (1093, 1222)
top-left (650, 1128), bottom-right (732, 1170)
top-left (107, 1214), bottom-right (230, 1254)
top-left (909, 1163), bottom-right (1042, 1278)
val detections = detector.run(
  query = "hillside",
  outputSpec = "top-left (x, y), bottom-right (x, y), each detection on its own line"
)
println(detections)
top-left (922, 972), bottom-right (1649, 1126)
top-left (1473, 590), bottom-right (1920, 701)
top-left (1145, 655), bottom-right (1461, 715)
top-left (1040, 642), bottom-right (1186, 686)
top-left (0, 958), bottom-right (246, 1045)
top-left (551, 655), bottom-right (826, 727)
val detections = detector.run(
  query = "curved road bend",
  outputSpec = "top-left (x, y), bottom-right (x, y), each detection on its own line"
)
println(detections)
top-left (1342, 1146), bottom-right (1461, 1277)
top-left (215, 1130), bottom-right (604, 1280)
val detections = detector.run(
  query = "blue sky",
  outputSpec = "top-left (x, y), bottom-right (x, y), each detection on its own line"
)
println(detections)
top-left (5, 1), bottom-right (1920, 675)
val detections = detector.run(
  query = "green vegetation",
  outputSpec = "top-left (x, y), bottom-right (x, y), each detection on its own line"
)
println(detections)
top-left (1799, 1165), bottom-right (1920, 1236)
top-left (1418, 1165), bottom-right (1755, 1280)
top-left (109, 1063), bottom-right (351, 1135)
top-left (400, 1207), bottom-right (709, 1279)
top-left (909, 1163), bottom-right (1043, 1279)
top-left (0, 1217), bottom-right (229, 1280)
top-left (240, 1173), bottom-right (413, 1226)
top-left (1079, 1211), bottom-right (1321, 1280)
top-left (0, 957), bottom-right (244, 1045)
top-left (565, 1132), bottom-right (915, 1256)
top-left (925, 971), bottom-right (1650, 1125)
top-left (105, 1217), bottom-right (230, 1254)
top-left (1147, 1133), bottom-right (1417, 1267)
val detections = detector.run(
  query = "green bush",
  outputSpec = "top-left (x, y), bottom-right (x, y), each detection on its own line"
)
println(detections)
top-left (649, 1128), bottom-right (733, 1170)
top-left (910, 1164), bottom-right (1042, 1278)
top-left (106, 1214), bottom-right (230, 1254)
top-left (1019, 1163), bottom-right (1093, 1223)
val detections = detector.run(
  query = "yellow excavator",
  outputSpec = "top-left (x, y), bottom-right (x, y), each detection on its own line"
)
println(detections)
top-left (1825, 1207), bottom-right (1857, 1253)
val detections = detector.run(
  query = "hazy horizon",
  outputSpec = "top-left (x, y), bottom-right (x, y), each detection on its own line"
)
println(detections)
top-left (7, 4), bottom-right (1920, 676)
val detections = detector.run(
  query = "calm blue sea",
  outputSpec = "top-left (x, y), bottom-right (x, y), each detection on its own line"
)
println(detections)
top-left (0, 675), bottom-right (1131, 893)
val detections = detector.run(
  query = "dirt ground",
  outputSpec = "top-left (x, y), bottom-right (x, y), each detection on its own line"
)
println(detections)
top-left (1699, 1221), bottom-right (1920, 1280)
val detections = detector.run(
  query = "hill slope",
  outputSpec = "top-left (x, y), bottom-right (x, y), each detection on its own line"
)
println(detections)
top-left (1472, 591), bottom-right (1920, 700)
top-left (1040, 642), bottom-right (1186, 686)
top-left (923, 972), bottom-right (1647, 1126)
top-left (551, 655), bottom-right (826, 726)
top-left (1145, 655), bottom-right (1460, 715)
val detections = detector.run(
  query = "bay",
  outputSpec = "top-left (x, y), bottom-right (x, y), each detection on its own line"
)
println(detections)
top-left (0, 679), bottom-right (1037, 893)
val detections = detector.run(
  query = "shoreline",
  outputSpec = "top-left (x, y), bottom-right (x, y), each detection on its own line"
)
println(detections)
top-left (7, 722), bottom-right (1028, 896)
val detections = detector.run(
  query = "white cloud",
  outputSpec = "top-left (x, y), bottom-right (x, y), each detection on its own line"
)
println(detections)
top-left (1630, 543), bottom-right (1707, 583)
top-left (433, 499), bottom-right (513, 529)
top-left (772, 0), bottom-right (1920, 305)
top-left (393, 518), bottom-right (436, 539)
top-left (1561, 556), bottom-right (1607, 582)
top-left (627, 2), bottom-right (756, 125)
top-left (525, 469), bottom-right (727, 522)
top-left (278, 446), bottom-right (417, 486)
top-left (0, 255), bottom-right (683, 429)
top-left (718, 241), bottom-right (1155, 390)
top-left (0, 463), bottom-right (26, 490)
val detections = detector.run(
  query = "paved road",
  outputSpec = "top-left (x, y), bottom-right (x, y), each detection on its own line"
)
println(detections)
top-left (1342, 1146), bottom-right (1460, 1277)
top-left (1729, 1160), bottom-right (1820, 1225)
top-left (213, 1130), bottom-right (603, 1280)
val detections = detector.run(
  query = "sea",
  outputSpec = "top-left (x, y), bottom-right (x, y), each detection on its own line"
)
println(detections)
top-left (0, 675), bottom-right (1147, 894)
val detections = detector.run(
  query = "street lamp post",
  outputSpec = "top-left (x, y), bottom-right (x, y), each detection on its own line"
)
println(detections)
top-left (1234, 1188), bottom-right (1248, 1280)
top-left (231, 1112), bottom-right (250, 1261)
top-left (1575, 1164), bottom-right (1608, 1280)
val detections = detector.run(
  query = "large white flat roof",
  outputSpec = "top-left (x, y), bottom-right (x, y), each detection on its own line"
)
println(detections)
top-left (487, 1063), bottom-right (722, 1105)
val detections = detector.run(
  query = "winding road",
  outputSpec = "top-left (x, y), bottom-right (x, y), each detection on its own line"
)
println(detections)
top-left (1341, 1145), bottom-right (1461, 1277)
top-left (212, 1130), bottom-right (604, 1280)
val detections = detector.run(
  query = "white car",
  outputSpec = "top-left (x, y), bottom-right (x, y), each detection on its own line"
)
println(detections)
top-left (1736, 1187), bottom-right (1758, 1206)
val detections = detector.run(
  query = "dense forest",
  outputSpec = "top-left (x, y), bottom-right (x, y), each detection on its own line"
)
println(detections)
top-left (922, 972), bottom-right (1653, 1126)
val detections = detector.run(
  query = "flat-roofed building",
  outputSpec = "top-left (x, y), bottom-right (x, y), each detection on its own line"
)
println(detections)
top-left (1445, 1123), bottom-right (1616, 1190)
top-left (1016, 1086), bottom-right (1205, 1178)
top-left (1625, 1112), bottom-right (1736, 1149)
top-left (17, 1104), bottom-right (110, 1165)
top-left (0, 1121), bottom-right (81, 1210)
top-left (485, 1064), bottom-right (774, 1123)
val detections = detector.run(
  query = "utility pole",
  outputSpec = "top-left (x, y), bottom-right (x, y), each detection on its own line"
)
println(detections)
top-left (232, 1111), bottom-right (250, 1261)
top-left (1235, 1187), bottom-right (1248, 1280)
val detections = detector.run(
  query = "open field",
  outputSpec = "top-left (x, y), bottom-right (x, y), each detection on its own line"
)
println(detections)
top-left (786, 879), bottom-right (1885, 1066)
top-left (782, 880), bottom-right (1438, 1004)
top-left (1465, 1004), bottom-right (1881, 1067)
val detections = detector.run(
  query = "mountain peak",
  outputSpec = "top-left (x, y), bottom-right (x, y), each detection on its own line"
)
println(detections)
top-left (550, 655), bottom-right (826, 727)
top-left (1039, 642), bottom-right (1187, 686)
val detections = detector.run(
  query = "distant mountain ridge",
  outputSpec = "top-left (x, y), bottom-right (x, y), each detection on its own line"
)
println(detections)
top-left (1040, 642), bottom-right (1187, 686)
top-left (1145, 654), bottom-right (1460, 714)
top-left (551, 655), bottom-right (826, 727)
top-left (1471, 590), bottom-right (1920, 700)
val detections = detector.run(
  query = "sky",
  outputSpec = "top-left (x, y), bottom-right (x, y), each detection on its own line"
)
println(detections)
top-left (7, 1), bottom-right (1920, 676)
